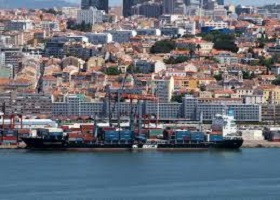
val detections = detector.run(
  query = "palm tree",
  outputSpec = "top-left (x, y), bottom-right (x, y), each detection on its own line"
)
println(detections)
top-left (196, 44), bottom-right (201, 53)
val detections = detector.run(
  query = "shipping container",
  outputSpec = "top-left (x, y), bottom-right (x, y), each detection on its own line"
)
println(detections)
top-left (210, 134), bottom-right (223, 142)
top-left (69, 128), bottom-right (82, 132)
top-left (2, 140), bottom-right (17, 145)
top-left (104, 130), bottom-right (120, 141)
top-left (149, 129), bottom-right (163, 136)
top-left (68, 138), bottom-right (84, 142)
top-left (17, 129), bottom-right (30, 134)
top-left (80, 125), bottom-right (94, 130)
top-left (3, 129), bottom-right (17, 137)
top-left (3, 136), bottom-right (17, 141)
top-left (175, 130), bottom-right (191, 140)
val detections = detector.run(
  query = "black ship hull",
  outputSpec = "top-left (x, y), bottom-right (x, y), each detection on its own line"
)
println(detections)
top-left (22, 138), bottom-right (133, 151)
top-left (157, 143), bottom-right (210, 151)
top-left (210, 139), bottom-right (243, 149)
top-left (22, 137), bottom-right (243, 151)
top-left (136, 139), bottom-right (243, 151)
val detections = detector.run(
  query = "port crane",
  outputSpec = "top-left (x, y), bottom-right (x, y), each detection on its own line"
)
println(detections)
top-left (106, 68), bottom-right (157, 132)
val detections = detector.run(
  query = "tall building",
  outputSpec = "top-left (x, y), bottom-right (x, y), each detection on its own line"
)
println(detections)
top-left (81, 0), bottom-right (109, 13)
top-left (163, 0), bottom-right (174, 14)
top-left (77, 7), bottom-right (105, 25)
top-left (132, 1), bottom-right (163, 18)
top-left (123, 0), bottom-right (150, 18)
top-left (217, 0), bottom-right (224, 5)
top-left (163, 0), bottom-right (186, 14)
top-left (123, 0), bottom-right (135, 17)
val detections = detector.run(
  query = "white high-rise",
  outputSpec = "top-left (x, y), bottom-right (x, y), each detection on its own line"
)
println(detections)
top-left (77, 7), bottom-right (105, 25)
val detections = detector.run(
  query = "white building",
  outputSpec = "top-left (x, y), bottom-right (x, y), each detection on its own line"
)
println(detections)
top-left (185, 21), bottom-right (196, 35)
top-left (62, 7), bottom-right (79, 19)
top-left (135, 60), bottom-right (166, 74)
top-left (214, 53), bottom-right (239, 65)
top-left (136, 28), bottom-right (161, 36)
top-left (152, 77), bottom-right (174, 103)
top-left (160, 27), bottom-right (186, 36)
top-left (77, 7), bottom-right (105, 25)
top-left (6, 20), bottom-right (33, 31)
top-left (203, 20), bottom-right (228, 29)
top-left (85, 33), bottom-right (113, 44)
top-left (0, 35), bottom-right (12, 47)
top-left (41, 21), bottom-right (60, 31)
top-left (159, 14), bottom-right (181, 23)
top-left (271, 65), bottom-right (280, 75)
top-left (106, 30), bottom-right (137, 43)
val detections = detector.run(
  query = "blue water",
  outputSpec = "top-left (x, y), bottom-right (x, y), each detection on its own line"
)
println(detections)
top-left (0, 149), bottom-right (279, 200)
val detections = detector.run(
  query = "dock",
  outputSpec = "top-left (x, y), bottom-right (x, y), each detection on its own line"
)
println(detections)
top-left (242, 140), bottom-right (280, 148)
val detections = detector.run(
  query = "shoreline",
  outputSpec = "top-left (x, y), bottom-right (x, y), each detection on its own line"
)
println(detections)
top-left (241, 140), bottom-right (280, 148)
top-left (1, 141), bottom-right (280, 149)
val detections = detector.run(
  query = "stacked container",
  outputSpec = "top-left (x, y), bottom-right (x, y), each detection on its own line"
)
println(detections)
top-left (190, 132), bottom-right (205, 142)
top-left (68, 132), bottom-right (83, 143)
top-left (209, 134), bottom-right (223, 142)
top-left (104, 130), bottom-right (119, 142)
top-left (149, 129), bottom-right (162, 139)
top-left (2, 130), bottom-right (17, 145)
top-left (81, 125), bottom-right (94, 134)
top-left (2, 136), bottom-right (17, 145)
top-left (120, 130), bottom-right (133, 141)
top-left (175, 131), bottom-right (191, 143)
top-left (17, 129), bottom-right (30, 142)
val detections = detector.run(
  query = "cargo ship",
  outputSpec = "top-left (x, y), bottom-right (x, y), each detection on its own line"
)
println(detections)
top-left (22, 127), bottom-right (135, 151)
top-left (134, 110), bottom-right (243, 150)
top-left (22, 111), bottom-right (242, 151)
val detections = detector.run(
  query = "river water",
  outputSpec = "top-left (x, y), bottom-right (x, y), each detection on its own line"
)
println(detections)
top-left (0, 149), bottom-right (279, 200)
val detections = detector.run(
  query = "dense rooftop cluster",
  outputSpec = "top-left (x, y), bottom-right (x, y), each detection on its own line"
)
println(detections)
top-left (0, 1), bottom-right (280, 122)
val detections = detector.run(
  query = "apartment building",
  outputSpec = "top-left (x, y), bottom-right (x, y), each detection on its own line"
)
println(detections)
top-left (0, 92), bottom-right (52, 115)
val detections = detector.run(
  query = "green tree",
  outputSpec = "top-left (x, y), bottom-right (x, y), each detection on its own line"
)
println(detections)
top-left (150, 40), bottom-right (176, 54)
top-left (198, 31), bottom-right (239, 53)
top-left (272, 77), bottom-right (280, 85)
top-left (242, 71), bottom-right (250, 79)
top-left (196, 44), bottom-right (201, 53)
top-left (104, 66), bottom-right (121, 75)
top-left (171, 94), bottom-right (187, 103)
top-left (164, 56), bottom-right (189, 64)
top-left (213, 73), bottom-right (223, 81)
top-left (126, 65), bottom-right (141, 74)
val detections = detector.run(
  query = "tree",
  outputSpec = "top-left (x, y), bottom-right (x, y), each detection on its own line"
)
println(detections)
top-left (259, 56), bottom-right (274, 74)
top-left (242, 71), bottom-right (249, 79)
top-left (104, 66), bottom-right (121, 75)
top-left (200, 84), bottom-right (206, 91)
top-left (196, 44), bottom-right (201, 53)
top-left (182, 34), bottom-right (195, 39)
top-left (272, 77), bottom-right (280, 85)
top-left (198, 31), bottom-right (239, 53)
top-left (171, 94), bottom-right (184, 103)
top-left (126, 65), bottom-right (141, 74)
top-left (150, 40), bottom-right (176, 54)
top-left (213, 73), bottom-right (223, 81)
top-left (164, 56), bottom-right (189, 64)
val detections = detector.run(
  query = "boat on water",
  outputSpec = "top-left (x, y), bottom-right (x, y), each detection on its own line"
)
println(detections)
top-left (21, 127), bottom-right (134, 151)
top-left (134, 110), bottom-right (243, 150)
top-left (22, 111), bottom-right (243, 151)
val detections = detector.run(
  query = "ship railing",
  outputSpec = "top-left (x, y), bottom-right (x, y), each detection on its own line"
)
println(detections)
top-left (224, 136), bottom-right (243, 140)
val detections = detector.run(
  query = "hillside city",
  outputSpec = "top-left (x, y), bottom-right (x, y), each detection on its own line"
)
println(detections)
top-left (0, 0), bottom-right (280, 125)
